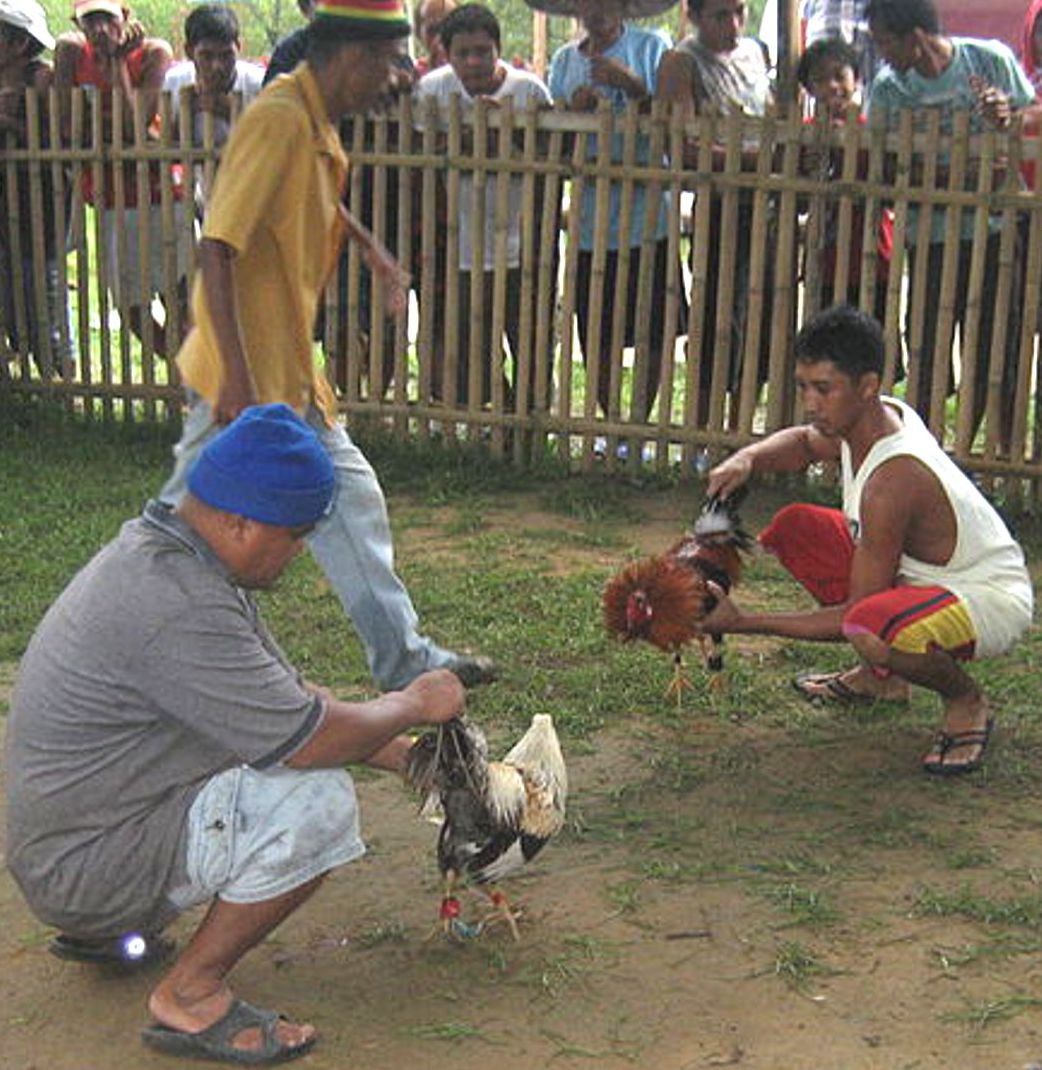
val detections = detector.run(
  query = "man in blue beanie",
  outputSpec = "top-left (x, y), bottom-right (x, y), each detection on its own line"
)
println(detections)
top-left (5, 404), bottom-right (465, 1063)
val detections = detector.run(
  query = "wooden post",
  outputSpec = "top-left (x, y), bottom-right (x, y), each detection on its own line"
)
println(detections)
top-left (776, 0), bottom-right (801, 109)
top-left (532, 11), bottom-right (548, 78)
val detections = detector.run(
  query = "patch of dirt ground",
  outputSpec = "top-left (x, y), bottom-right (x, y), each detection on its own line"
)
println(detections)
top-left (3, 714), bottom-right (1042, 1070)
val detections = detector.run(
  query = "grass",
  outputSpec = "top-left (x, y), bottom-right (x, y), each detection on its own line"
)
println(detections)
top-left (3, 399), bottom-right (1042, 1054)
top-left (770, 940), bottom-right (837, 990)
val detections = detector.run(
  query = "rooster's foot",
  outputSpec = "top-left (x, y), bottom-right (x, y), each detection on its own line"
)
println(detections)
top-left (665, 669), bottom-right (694, 707)
top-left (481, 889), bottom-right (523, 941)
top-left (426, 892), bottom-right (482, 941)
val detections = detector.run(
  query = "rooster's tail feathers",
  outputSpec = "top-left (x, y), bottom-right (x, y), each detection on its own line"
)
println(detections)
top-left (502, 714), bottom-right (568, 801)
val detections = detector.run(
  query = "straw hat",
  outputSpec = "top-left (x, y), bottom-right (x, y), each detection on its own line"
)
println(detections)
top-left (522, 0), bottom-right (678, 16)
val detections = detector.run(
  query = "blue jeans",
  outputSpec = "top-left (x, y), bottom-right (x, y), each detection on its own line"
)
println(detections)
top-left (159, 397), bottom-right (454, 690)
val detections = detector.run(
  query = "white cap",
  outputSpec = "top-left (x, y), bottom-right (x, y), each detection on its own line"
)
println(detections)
top-left (0, 0), bottom-right (55, 49)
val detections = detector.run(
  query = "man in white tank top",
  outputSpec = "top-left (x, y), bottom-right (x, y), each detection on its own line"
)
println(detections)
top-left (700, 305), bottom-right (1032, 775)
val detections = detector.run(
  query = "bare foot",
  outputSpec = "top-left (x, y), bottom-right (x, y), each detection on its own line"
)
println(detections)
top-left (147, 984), bottom-right (316, 1056)
top-left (922, 694), bottom-right (994, 775)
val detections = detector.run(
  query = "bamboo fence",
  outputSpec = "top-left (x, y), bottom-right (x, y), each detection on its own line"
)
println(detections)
top-left (2, 87), bottom-right (1041, 490)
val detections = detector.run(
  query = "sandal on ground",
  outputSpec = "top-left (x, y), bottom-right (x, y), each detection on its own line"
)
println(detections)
top-left (793, 670), bottom-right (885, 706)
top-left (141, 998), bottom-right (316, 1065)
top-left (922, 716), bottom-right (995, 777)
top-left (49, 931), bottom-right (175, 970)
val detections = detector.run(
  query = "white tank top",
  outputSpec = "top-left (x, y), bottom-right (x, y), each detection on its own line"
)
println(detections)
top-left (840, 397), bottom-right (1033, 656)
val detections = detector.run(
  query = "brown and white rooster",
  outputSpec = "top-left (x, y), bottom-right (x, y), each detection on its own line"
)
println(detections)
top-left (602, 493), bottom-right (753, 702)
top-left (404, 714), bottom-right (567, 940)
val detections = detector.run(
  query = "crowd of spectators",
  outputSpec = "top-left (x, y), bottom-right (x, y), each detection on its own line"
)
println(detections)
top-left (2, 0), bottom-right (1042, 448)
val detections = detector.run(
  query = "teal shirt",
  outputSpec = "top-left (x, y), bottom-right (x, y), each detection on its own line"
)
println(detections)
top-left (867, 37), bottom-right (1034, 244)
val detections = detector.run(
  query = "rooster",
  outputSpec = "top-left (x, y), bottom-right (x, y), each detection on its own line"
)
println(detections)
top-left (602, 492), bottom-right (752, 702)
top-left (404, 714), bottom-right (567, 940)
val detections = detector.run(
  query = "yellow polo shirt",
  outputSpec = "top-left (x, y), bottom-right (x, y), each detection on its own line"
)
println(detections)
top-left (176, 64), bottom-right (343, 425)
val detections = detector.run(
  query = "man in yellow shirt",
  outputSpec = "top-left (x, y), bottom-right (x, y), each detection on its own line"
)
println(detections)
top-left (160, 0), bottom-right (494, 692)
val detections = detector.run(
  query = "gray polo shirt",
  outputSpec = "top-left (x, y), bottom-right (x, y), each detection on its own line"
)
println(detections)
top-left (5, 501), bottom-right (323, 937)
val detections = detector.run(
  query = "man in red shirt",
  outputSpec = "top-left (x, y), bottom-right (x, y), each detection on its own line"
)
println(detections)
top-left (55, 0), bottom-right (188, 358)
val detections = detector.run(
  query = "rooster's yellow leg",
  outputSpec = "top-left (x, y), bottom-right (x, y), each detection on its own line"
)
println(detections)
top-left (480, 886), bottom-right (522, 942)
top-left (664, 651), bottom-right (693, 707)
top-left (425, 870), bottom-right (462, 941)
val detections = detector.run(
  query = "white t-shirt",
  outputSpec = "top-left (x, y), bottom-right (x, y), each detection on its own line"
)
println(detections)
top-left (841, 396), bottom-right (1033, 656)
top-left (413, 62), bottom-right (551, 270)
top-left (163, 58), bottom-right (265, 147)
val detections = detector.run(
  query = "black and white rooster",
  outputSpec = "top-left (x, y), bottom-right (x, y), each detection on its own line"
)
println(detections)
top-left (404, 714), bottom-right (567, 940)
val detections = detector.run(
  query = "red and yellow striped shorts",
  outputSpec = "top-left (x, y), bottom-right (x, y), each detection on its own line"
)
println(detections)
top-left (760, 503), bottom-right (977, 660)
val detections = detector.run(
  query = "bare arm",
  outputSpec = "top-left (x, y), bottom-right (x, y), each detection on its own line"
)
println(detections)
top-left (698, 461), bottom-right (912, 641)
top-left (707, 425), bottom-right (840, 500)
top-left (339, 204), bottom-right (409, 317)
top-left (197, 237), bottom-right (257, 423)
top-left (54, 36), bottom-right (83, 143)
top-left (655, 49), bottom-right (697, 120)
top-left (286, 669), bottom-right (464, 770)
top-left (126, 37), bottom-right (172, 139)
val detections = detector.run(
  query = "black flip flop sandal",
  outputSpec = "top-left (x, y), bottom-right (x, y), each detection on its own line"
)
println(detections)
top-left (922, 716), bottom-right (995, 776)
top-left (793, 670), bottom-right (876, 705)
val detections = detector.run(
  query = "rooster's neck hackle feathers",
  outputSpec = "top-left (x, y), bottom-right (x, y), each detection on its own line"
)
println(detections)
top-left (603, 556), bottom-right (705, 652)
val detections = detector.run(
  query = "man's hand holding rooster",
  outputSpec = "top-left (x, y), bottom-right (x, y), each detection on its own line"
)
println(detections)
top-left (691, 580), bottom-right (744, 636)
top-left (706, 452), bottom-right (754, 502)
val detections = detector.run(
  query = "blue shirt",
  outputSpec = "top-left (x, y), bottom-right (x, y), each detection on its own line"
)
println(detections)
top-left (549, 25), bottom-right (672, 250)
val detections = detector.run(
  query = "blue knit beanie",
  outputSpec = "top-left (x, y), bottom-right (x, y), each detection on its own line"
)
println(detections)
top-left (188, 404), bottom-right (336, 527)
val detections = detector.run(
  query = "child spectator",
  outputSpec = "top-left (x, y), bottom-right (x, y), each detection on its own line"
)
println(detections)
top-left (543, 0), bottom-right (684, 428)
top-left (656, 0), bottom-right (773, 428)
top-left (414, 3), bottom-right (551, 408)
top-left (0, 0), bottom-right (74, 378)
top-left (797, 36), bottom-right (893, 326)
top-left (866, 0), bottom-right (1035, 448)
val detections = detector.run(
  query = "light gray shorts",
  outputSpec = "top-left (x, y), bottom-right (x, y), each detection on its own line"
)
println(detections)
top-left (167, 765), bottom-right (365, 911)
top-left (98, 203), bottom-right (192, 305)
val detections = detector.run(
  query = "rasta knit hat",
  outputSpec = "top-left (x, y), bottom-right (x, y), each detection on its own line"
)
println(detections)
top-left (311, 0), bottom-right (410, 38)
top-left (188, 404), bottom-right (336, 528)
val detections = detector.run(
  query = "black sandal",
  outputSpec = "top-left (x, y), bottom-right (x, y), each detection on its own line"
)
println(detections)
top-left (49, 931), bottom-right (175, 969)
top-left (142, 998), bottom-right (316, 1065)
top-left (922, 716), bottom-right (995, 776)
